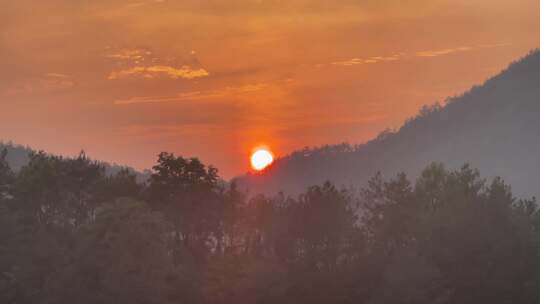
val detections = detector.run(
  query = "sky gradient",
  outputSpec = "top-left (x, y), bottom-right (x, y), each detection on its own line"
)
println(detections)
top-left (2, 0), bottom-right (540, 177)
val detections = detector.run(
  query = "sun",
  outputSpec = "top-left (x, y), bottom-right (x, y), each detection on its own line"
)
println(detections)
top-left (250, 148), bottom-right (274, 171)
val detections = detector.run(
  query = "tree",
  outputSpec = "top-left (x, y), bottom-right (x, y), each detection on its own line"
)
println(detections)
top-left (0, 148), bottom-right (15, 202)
top-left (361, 163), bottom-right (540, 304)
top-left (148, 152), bottom-right (220, 261)
top-left (101, 168), bottom-right (142, 202)
top-left (0, 197), bottom-right (22, 303)
top-left (4, 144), bottom-right (540, 304)
top-left (215, 181), bottom-right (246, 256)
top-left (44, 198), bottom-right (197, 304)
top-left (292, 182), bottom-right (360, 271)
top-left (14, 151), bottom-right (106, 229)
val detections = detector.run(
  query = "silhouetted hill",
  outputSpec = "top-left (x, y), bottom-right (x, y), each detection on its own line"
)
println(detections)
top-left (0, 142), bottom-right (33, 172)
top-left (235, 49), bottom-right (540, 198)
top-left (0, 141), bottom-right (150, 182)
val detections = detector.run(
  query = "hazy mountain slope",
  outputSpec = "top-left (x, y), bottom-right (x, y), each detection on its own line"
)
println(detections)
top-left (0, 142), bottom-right (33, 172)
top-left (0, 141), bottom-right (149, 181)
top-left (236, 50), bottom-right (540, 198)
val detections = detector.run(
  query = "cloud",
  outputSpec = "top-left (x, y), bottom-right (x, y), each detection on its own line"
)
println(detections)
top-left (104, 47), bottom-right (206, 80)
top-left (331, 54), bottom-right (403, 66)
top-left (105, 48), bottom-right (152, 61)
top-left (123, 0), bottom-right (167, 9)
top-left (45, 73), bottom-right (70, 78)
top-left (114, 83), bottom-right (268, 105)
top-left (107, 65), bottom-right (209, 80)
top-left (116, 123), bottom-right (227, 139)
top-left (3, 73), bottom-right (74, 96)
top-left (416, 43), bottom-right (510, 58)
top-left (415, 46), bottom-right (472, 57)
top-left (115, 91), bottom-right (207, 105)
top-left (327, 43), bottom-right (510, 68)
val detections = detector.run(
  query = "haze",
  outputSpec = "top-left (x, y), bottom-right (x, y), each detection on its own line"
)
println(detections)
top-left (2, 0), bottom-right (540, 177)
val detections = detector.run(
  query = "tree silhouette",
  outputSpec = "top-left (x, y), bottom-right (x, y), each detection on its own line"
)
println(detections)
top-left (148, 152), bottom-right (220, 262)
top-left (1, 147), bottom-right (540, 304)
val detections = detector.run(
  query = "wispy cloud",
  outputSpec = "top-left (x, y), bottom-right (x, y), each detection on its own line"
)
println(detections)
top-left (114, 83), bottom-right (268, 105)
top-left (45, 73), bottom-right (70, 78)
top-left (105, 48), bottom-right (152, 61)
top-left (116, 123), bottom-right (226, 139)
top-left (105, 46), bottom-right (208, 80)
top-left (3, 73), bottom-right (74, 96)
top-left (416, 43), bottom-right (510, 58)
top-left (123, 0), bottom-right (167, 9)
top-left (115, 91), bottom-right (209, 105)
top-left (415, 46), bottom-right (472, 57)
top-left (326, 43), bottom-right (510, 68)
top-left (108, 65), bottom-right (209, 80)
top-left (331, 54), bottom-right (403, 66)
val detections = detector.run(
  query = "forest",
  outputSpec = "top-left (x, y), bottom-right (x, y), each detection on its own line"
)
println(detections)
top-left (1, 148), bottom-right (540, 304)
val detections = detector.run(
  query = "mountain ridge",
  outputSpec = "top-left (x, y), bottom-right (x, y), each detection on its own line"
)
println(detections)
top-left (235, 49), bottom-right (540, 198)
top-left (0, 141), bottom-right (150, 181)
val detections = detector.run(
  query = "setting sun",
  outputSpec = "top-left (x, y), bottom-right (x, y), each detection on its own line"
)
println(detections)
top-left (250, 149), bottom-right (274, 171)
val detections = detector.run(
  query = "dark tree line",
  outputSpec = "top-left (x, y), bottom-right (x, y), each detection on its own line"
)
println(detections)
top-left (1, 149), bottom-right (540, 304)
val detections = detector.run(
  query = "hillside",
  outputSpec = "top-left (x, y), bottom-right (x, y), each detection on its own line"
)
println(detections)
top-left (0, 142), bottom-right (34, 172)
top-left (235, 50), bottom-right (540, 198)
top-left (0, 141), bottom-right (149, 181)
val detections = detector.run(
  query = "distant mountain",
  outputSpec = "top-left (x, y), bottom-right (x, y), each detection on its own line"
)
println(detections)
top-left (0, 141), bottom-right (150, 182)
top-left (0, 142), bottom-right (33, 172)
top-left (235, 49), bottom-right (540, 199)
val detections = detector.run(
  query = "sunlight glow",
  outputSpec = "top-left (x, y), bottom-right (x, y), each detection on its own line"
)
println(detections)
top-left (250, 149), bottom-right (274, 171)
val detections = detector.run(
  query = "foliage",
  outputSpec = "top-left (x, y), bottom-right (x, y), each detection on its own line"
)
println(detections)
top-left (1, 146), bottom-right (540, 303)
top-left (43, 198), bottom-right (196, 304)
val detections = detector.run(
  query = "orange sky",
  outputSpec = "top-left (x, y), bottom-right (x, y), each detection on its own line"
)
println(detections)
top-left (1, 0), bottom-right (540, 177)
